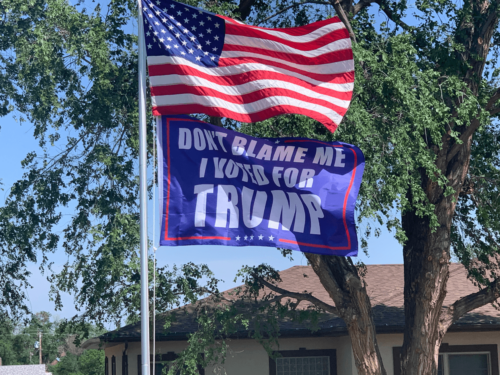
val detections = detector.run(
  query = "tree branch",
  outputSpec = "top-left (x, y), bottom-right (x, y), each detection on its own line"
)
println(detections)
top-left (257, 277), bottom-right (338, 314)
top-left (439, 277), bottom-right (500, 332)
top-left (353, 0), bottom-right (376, 14)
top-left (331, 0), bottom-right (357, 42)
top-left (259, 1), bottom-right (331, 24)
top-left (446, 118), bottom-right (480, 163)
top-left (238, 0), bottom-right (257, 20)
top-left (486, 87), bottom-right (500, 112)
top-left (353, 0), bottom-right (411, 31)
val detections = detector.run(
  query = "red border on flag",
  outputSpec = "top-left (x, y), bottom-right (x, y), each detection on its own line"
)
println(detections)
top-left (279, 139), bottom-right (358, 250)
top-left (163, 118), bottom-right (231, 241)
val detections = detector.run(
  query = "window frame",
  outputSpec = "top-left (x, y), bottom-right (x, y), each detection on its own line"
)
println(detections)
top-left (112, 355), bottom-right (116, 375)
top-left (122, 353), bottom-right (128, 375)
top-left (138, 353), bottom-right (205, 375)
top-left (268, 348), bottom-right (337, 375)
top-left (105, 356), bottom-right (109, 375)
top-left (393, 344), bottom-right (499, 375)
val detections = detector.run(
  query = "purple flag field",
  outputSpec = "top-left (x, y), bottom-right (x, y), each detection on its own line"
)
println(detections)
top-left (158, 115), bottom-right (364, 256)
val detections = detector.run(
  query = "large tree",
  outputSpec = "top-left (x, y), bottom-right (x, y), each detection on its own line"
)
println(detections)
top-left (1, 0), bottom-right (500, 374)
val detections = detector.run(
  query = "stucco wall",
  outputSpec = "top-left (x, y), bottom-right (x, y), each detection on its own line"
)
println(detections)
top-left (104, 331), bottom-right (500, 375)
top-left (105, 336), bottom-right (352, 375)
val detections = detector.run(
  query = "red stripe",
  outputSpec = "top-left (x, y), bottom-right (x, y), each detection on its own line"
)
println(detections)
top-left (342, 148), bottom-right (357, 249)
top-left (226, 24), bottom-right (350, 51)
top-left (164, 236), bottom-right (232, 241)
top-left (223, 44), bottom-right (353, 65)
top-left (164, 118), bottom-right (206, 241)
top-left (218, 57), bottom-right (354, 83)
top-left (148, 59), bottom-right (354, 85)
top-left (218, 15), bottom-right (343, 37)
top-left (164, 117), bottom-right (171, 240)
top-left (148, 67), bottom-right (353, 100)
top-left (151, 85), bottom-right (348, 115)
top-left (278, 238), bottom-right (350, 250)
top-left (153, 104), bottom-right (338, 133)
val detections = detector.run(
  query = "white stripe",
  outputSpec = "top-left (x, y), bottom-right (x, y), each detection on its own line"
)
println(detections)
top-left (225, 34), bottom-right (352, 58)
top-left (150, 74), bottom-right (351, 108)
top-left (225, 19), bottom-right (346, 43)
top-left (220, 51), bottom-right (353, 75)
top-left (147, 55), bottom-right (354, 86)
top-left (152, 93), bottom-right (344, 124)
top-left (221, 16), bottom-right (246, 25)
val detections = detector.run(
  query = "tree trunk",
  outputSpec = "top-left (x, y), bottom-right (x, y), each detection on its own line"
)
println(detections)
top-left (400, 134), bottom-right (473, 375)
top-left (305, 254), bottom-right (386, 375)
top-left (400, 202), bottom-right (452, 375)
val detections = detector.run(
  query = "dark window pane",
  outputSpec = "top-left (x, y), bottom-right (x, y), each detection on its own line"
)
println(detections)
top-left (449, 354), bottom-right (489, 375)
top-left (275, 356), bottom-right (329, 375)
top-left (438, 355), bottom-right (444, 375)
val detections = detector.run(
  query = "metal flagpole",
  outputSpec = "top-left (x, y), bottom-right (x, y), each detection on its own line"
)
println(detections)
top-left (136, 0), bottom-right (150, 374)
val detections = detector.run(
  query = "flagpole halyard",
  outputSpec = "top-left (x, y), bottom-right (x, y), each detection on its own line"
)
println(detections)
top-left (137, 0), bottom-right (151, 374)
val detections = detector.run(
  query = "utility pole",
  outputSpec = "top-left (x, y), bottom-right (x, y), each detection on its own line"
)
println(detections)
top-left (39, 331), bottom-right (42, 365)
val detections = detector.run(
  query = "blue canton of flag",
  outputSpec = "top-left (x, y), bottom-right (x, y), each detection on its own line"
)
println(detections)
top-left (142, 0), bottom-right (225, 67)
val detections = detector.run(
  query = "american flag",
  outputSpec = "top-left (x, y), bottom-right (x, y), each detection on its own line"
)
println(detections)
top-left (142, 0), bottom-right (354, 133)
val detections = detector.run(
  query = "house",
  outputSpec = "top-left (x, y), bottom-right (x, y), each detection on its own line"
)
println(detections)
top-left (0, 364), bottom-right (51, 375)
top-left (83, 264), bottom-right (500, 375)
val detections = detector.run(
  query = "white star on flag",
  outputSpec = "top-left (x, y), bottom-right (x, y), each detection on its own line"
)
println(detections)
top-left (244, 236), bottom-right (248, 240)
top-left (269, 235), bottom-right (275, 241)
top-left (258, 235), bottom-right (264, 240)
top-left (236, 236), bottom-right (240, 241)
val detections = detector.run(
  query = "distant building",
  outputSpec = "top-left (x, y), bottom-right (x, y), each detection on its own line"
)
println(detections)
top-left (0, 364), bottom-right (51, 375)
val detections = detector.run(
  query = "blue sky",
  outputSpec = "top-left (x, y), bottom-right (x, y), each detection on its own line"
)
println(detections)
top-left (0, 112), bottom-right (403, 322)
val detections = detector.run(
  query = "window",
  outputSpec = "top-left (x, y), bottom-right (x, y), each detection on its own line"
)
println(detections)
top-left (269, 349), bottom-right (337, 375)
top-left (112, 355), bottom-right (116, 375)
top-left (393, 344), bottom-right (499, 375)
top-left (138, 353), bottom-right (205, 375)
top-left (438, 353), bottom-right (490, 375)
top-left (122, 354), bottom-right (128, 375)
top-left (105, 356), bottom-right (109, 375)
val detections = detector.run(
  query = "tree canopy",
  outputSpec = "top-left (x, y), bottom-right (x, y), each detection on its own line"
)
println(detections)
top-left (1, 0), bottom-right (500, 373)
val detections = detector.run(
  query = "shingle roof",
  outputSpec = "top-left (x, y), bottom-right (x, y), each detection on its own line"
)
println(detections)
top-left (101, 264), bottom-right (500, 342)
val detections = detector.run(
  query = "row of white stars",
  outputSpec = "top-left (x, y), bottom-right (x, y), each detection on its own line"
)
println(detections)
top-left (235, 235), bottom-right (275, 241)
top-left (146, 12), bottom-right (221, 31)
top-left (145, 1), bottom-right (221, 28)
top-left (147, 29), bottom-right (220, 45)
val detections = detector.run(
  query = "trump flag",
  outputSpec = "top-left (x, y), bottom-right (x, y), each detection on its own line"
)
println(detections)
top-left (158, 116), bottom-right (364, 256)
